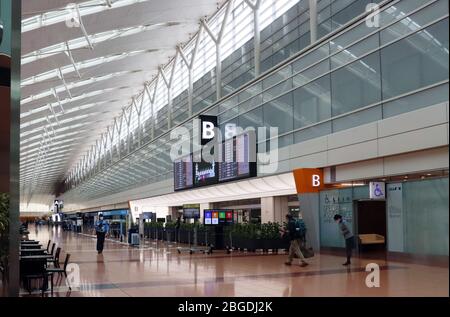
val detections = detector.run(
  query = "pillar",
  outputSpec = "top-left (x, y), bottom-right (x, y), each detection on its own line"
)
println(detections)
top-left (298, 193), bottom-right (320, 252)
top-left (261, 196), bottom-right (289, 224)
top-left (309, 0), bottom-right (318, 44)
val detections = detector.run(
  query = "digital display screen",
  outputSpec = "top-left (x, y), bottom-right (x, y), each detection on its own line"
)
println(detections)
top-left (174, 154), bottom-right (193, 191)
top-left (183, 208), bottom-right (200, 219)
top-left (173, 117), bottom-right (256, 190)
top-left (218, 132), bottom-right (256, 183)
top-left (204, 211), bottom-right (212, 225)
top-left (204, 210), bottom-right (234, 226)
top-left (194, 160), bottom-right (217, 187)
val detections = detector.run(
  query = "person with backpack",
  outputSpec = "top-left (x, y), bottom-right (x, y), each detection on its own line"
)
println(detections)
top-left (333, 214), bottom-right (354, 266)
top-left (282, 214), bottom-right (308, 267)
top-left (95, 213), bottom-right (110, 254)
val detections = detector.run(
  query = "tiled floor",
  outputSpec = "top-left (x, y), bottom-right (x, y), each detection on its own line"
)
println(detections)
top-left (22, 225), bottom-right (449, 297)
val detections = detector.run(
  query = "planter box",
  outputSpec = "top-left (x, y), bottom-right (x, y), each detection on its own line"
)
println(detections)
top-left (165, 229), bottom-right (176, 242)
top-left (231, 236), bottom-right (288, 252)
top-left (182, 230), bottom-right (190, 244)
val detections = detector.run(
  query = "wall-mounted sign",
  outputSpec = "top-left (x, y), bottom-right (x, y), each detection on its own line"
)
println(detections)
top-left (174, 116), bottom-right (256, 191)
top-left (174, 154), bottom-right (193, 191)
top-left (293, 168), bottom-right (324, 193)
top-left (199, 115), bottom-right (218, 146)
top-left (369, 182), bottom-right (385, 199)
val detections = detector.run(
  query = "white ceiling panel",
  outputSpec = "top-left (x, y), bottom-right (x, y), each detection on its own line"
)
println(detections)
top-left (20, 0), bottom-right (222, 207)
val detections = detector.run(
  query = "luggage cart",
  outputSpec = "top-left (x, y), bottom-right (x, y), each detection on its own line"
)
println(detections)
top-left (177, 227), bottom-right (212, 255)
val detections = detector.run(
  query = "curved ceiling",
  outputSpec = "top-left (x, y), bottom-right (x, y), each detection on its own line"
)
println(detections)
top-left (20, 0), bottom-right (225, 206)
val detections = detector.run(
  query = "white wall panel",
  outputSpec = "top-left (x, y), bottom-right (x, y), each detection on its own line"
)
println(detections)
top-left (378, 124), bottom-right (448, 157)
top-left (327, 122), bottom-right (377, 150)
top-left (383, 147), bottom-right (449, 176)
top-left (335, 158), bottom-right (384, 182)
top-left (378, 103), bottom-right (448, 138)
top-left (327, 140), bottom-right (378, 166)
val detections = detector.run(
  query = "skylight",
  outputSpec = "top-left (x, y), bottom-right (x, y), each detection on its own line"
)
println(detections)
top-left (22, 0), bottom-right (151, 33)
top-left (22, 22), bottom-right (179, 65)
top-left (22, 49), bottom-right (154, 87)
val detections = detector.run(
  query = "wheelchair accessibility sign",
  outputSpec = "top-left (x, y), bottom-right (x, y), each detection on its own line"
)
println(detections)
top-left (369, 182), bottom-right (385, 200)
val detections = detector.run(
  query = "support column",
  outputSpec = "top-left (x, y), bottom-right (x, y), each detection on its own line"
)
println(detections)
top-left (178, 26), bottom-right (201, 117)
top-left (202, 1), bottom-right (232, 102)
top-left (309, 0), bottom-right (318, 44)
top-left (244, 0), bottom-right (262, 77)
top-left (260, 197), bottom-right (275, 223)
top-left (261, 196), bottom-right (289, 224)
top-left (215, 45), bottom-right (222, 100)
top-left (3, 0), bottom-right (21, 296)
top-left (298, 193), bottom-right (320, 252)
top-left (274, 196), bottom-right (289, 224)
top-left (253, 8), bottom-right (261, 77)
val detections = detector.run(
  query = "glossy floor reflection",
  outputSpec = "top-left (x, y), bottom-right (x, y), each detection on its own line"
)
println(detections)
top-left (23, 225), bottom-right (449, 297)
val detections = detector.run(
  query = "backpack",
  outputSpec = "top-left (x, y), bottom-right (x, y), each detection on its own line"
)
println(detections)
top-left (294, 219), bottom-right (306, 239)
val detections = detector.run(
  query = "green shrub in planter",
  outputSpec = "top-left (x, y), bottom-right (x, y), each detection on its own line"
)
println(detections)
top-left (0, 193), bottom-right (9, 268)
top-left (0, 193), bottom-right (8, 234)
top-left (229, 222), bottom-right (288, 252)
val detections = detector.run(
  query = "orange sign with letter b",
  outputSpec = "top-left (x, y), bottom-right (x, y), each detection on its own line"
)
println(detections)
top-left (293, 168), bottom-right (324, 194)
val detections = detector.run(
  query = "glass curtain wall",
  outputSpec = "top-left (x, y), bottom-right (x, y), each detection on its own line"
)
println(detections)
top-left (394, 178), bottom-right (449, 256)
top-left (65, 0), bottom-right (449, 201)
top-left (319, 185), bottom-right (369, 248)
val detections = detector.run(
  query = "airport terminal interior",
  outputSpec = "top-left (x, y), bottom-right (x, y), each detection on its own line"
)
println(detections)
top-left (0, 0), bottom-right (449, 297)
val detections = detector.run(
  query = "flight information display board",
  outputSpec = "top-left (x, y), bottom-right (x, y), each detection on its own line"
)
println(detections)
top-left (204, 209), bottom-right (234, 225)
top-left (173, 116), bottom-right (256, 191)
top-left (218, 132), bottom-right (256, 183)
top-left (174, 154), bottom-right (193, 191)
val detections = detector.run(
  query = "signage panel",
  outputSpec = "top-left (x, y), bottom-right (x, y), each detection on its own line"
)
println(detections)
top-left (204, 209), bottom-right (234, 226)
top-left (369, 182), bottom-right (386, 199)
top-left (293, 168), bottom-right (324, 193)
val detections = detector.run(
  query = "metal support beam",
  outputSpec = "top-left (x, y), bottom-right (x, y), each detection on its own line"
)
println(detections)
top-left (133, 95), bottom-right (144, 147)
top-left (115, 115), bottom-right (124, 160)
top-left (309, 0), bottom-right (318, 44)
top-left (107, 125), bottom-right (115, 164)
top-left (178, 25), bottom-right (202, 117)
top-left (159, 51), bottom-right (178, 130)
top-left (57, 68), bottom-right (72, 99)
top-left (145, 81), bottom-right (157, 140)
top-left (122, 107), bottom-right (132, 154)
top-left (75, 3), bottom-right (94, 49)
top-left (50, 91), bottom-right (64, 120)
top-left (244, 0), bottom-right (262, 77)
top-left (201, 0), bottom-right (233, 101)
top-left (103, 132), bottom-right (109, 168)
top-left (64, 42), bottom-right (81, 78)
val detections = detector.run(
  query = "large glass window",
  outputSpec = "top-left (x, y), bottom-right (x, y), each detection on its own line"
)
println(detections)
top-left (263, 92), bottom-right (294, 137)
top-left (403, 178), bottom-right (449, 256)
top-left (293, 75), bottom-right (331, 129)
top-left (381, 18), bottom-right (449, 100)
top-left (331, 52), bottom-right (381, 116)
